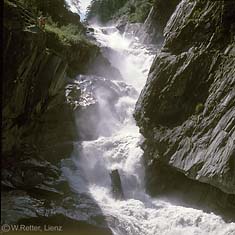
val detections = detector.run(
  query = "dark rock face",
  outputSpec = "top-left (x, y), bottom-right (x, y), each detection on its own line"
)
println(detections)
top-left (135, 0), bottom-right (235, 217)
top-left (110, 169), bottom-right (124, 200)
top-left (2, 1), bottom-right (81, 163)
top-left (146, 161), bottom-right (235, 221)
top-left (137, 0), bottom-right (181, 44)
top-left (2, 1), bottom-right (113, 233)
top-left (18, 215), bottom-right (113, 235)
top-left (1, 189), bottom-right (113, 234)
top-left (3, 33), bottom-right (74, 161)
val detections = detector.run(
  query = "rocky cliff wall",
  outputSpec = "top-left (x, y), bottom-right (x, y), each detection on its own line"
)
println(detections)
top-left (139, 0), bottom-right (180, 44)
top-left (2, 1), bottom-right (113, 233)
top-left (116, 0), bottom-right (180, 45)
top-left (135, 0), bottom-right (235, 219)
top-left (2, 0), bottom-right (101, 164)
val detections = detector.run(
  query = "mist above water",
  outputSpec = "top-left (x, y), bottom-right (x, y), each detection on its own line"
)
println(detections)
top-left (66, 0), bottom-right (91, 20)
top-left (62, 25), bottom-right (235, 235)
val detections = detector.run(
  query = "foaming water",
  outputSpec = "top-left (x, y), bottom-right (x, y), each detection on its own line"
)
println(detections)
top-left (63, 25), bottom-right (235, 235)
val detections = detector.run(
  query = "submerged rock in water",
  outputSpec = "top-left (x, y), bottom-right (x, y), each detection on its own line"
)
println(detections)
top-left (110, 169), bottom-right (124, 200)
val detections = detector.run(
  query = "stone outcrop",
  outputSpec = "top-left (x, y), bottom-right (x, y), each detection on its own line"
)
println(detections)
top-left (135, 0), bottom-right (235, 218)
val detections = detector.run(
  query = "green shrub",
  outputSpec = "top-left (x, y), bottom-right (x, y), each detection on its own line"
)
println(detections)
top-left (45, 22), bottom-right (88, 46)
top-left (195, 103), bottom-right (204, 114)
top-left (87, 0), bottom-right (153, 23)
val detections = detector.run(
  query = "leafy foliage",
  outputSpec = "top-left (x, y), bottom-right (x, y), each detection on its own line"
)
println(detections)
top-left (45, 21), bottom-right (87, 46)
top-left (117, 0), bottom-right (153, 23)
top-left (15, 0), bottom-right (87, 47)
top-left (195, 103), bottom-right (204, 114)
top-left (86, 0), bottom-right (153, 23)
top-left (87, 0), bottom-right (128, 23)
top-left (18, 0), bottom-right (81, 26)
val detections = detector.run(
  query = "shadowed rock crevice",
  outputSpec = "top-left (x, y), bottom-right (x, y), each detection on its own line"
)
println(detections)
top-left (144, 160), bottom-right (235, 222)
top-left (139, 0), bottom-right (181, 44)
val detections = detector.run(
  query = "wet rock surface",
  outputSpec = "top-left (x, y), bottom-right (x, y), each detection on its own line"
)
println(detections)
top-left (1, 189), bottom-right (113, 234)
top-left (135, 0), bottom-right (235, 218)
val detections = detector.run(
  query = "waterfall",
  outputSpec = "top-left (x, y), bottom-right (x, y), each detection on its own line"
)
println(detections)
top-left (62, 25), bottom-right (235, 235)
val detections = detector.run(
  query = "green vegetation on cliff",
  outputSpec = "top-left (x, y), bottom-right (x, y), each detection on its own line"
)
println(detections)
top-left (6, 0), bottom-right (98, 77)
top-left (87, 0), bottom-right (153, 23)
top-left (114, 0), bottom-right (153, 23)
top-left (18, 0), bottom-right (81, 26)
top-left (45, 22), bottom-right (86, 46)
top-left (87, 0), bottom-right (128, 23)
top-left (15, 0), bottom-right (88, 47)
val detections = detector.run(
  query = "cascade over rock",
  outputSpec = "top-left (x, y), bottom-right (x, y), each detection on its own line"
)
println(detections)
top-left (64, 22), bottom-right (235, 234)
top-left (2, 0), bottom-right (235, 233)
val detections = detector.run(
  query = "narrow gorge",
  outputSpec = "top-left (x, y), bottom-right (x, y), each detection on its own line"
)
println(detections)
top-left (2, 0), bottom-right (235, 234)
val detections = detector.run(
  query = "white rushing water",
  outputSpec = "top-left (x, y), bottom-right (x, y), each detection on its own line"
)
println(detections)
top-left (63, 25), bottom-right (235, 235)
